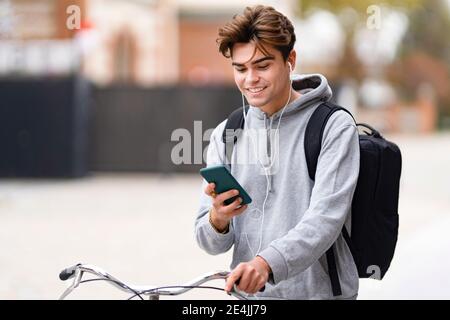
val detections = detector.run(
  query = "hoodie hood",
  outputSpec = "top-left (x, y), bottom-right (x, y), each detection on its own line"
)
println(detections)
top-left (250, 73), bottom-right (333, 121)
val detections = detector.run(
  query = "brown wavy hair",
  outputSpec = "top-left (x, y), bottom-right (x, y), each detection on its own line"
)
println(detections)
top-left (217, 5), bottom-right (296, 61)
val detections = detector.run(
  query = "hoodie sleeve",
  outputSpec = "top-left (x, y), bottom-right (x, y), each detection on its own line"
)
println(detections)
top-left (194, 120), bottom-right (235, 255)
top-left (258, 111), bottom-right (360, 284)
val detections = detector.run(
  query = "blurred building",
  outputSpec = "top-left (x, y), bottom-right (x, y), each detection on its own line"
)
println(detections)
top-left (0, 0), bottom-right (81, 75)
top-left (0, 0), bottom-right (296, 86)
top-left (1, 0), bottom-right (443, 140)
top-left (0, 0), bottom-right (300, 176)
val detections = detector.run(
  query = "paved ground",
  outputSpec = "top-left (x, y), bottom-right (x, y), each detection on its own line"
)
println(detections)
top-left (0, 133), bottom-right (449, 300)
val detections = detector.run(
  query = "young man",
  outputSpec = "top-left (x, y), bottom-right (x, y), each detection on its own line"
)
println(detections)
top-left (195, 5), bottom-right (360, 299)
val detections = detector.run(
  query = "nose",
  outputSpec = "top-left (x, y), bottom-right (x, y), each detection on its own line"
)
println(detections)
top-left (246, 68), bottom-right (259, 85)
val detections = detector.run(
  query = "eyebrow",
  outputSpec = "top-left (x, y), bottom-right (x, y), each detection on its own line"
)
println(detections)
top-left (231, 56), bottom-right (275, 67)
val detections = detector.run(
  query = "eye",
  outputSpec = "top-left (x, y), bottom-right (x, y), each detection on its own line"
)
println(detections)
top-left (257, 64), bottom-right (269, 70)
top-left (235, 67), bottom-right (246, 73)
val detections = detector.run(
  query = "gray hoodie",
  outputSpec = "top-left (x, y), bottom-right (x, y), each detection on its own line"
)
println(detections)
top-left (195, 74), bottom-right (360, 300)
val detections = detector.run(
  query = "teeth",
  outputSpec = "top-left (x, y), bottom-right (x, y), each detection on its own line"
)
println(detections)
top-left (248, 87), bottom-right (265, 93)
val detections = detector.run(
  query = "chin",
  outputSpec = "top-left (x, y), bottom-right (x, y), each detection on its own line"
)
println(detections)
top-left (245, 96), bottom-right (267, 107)
top-left (250, 101), bottom-right (270, 109)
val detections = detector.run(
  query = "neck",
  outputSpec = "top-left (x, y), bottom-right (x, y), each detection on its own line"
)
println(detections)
top-left (261, 89), bottom-right (301, 117)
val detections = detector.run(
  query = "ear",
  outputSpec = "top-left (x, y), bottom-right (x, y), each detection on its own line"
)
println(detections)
top-left (287, 50), bottom-right (297, 72)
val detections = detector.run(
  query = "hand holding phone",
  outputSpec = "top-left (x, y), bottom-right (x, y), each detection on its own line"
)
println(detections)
top-left (200, 165), bottom-right (252, 206)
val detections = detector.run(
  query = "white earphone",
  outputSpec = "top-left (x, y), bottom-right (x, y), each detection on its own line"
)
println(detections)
top-left (240, 61), bottom-right (294, 256)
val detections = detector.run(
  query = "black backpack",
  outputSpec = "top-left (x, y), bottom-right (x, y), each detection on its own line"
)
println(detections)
top-left (222, 101), bottom-right (402, 296)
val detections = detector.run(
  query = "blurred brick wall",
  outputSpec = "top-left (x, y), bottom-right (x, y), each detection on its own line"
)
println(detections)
top-left (179, 18), bottom-right (234, 85)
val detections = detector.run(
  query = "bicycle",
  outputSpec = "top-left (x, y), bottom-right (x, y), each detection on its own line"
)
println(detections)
top-left (58, 263), bottom-right (250, 300)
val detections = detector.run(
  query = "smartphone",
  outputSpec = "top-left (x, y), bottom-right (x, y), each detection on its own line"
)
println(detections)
top-left (200, 165), bottom-right (252, 206)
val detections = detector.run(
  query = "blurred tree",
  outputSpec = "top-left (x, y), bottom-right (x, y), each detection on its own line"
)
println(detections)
top-left (295, 0), bottom-right (424, 81)
top-left (297, 0), bottom-right (450, 128)
top-left (391, 0), bottom-right (450, 114)
top-left (298, 0), bottom-right (422, 15)
top-left (400, 0), bottom-right (450, 64)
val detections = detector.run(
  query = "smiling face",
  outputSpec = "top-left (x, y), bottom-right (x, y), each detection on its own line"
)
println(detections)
top-left (231, 42), bottom-right (297, 116)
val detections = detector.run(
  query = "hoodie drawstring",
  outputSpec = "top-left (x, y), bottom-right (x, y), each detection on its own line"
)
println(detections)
top-left (263, 113), bottom-right (275, 193)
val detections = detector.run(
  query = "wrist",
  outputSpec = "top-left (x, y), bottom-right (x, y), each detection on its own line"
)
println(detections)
top-left (209, 208), bottom-right (230, 234)
top-left (256, 255), bottom-right (272, 276)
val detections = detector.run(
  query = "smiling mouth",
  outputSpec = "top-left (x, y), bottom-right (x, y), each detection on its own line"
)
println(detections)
top-left (246, 87), bottom-right (267, 94)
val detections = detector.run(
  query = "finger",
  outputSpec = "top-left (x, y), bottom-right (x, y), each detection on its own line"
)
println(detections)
top-left (243, 275), bottom-right (257, 294)
top-left (204, 183), bottom-right (216, 196)
top-left (230, 204), bottom-right (248, 217)
top-left (257, 281), bottom-right (266, 293)
top-left (236, 269), bottom-right (253, 292)
top-left (248, 279), bottom-right (263, 294)
top-left (225, 266), bottom-right (244, 293)
top-left (225, 268), bottom-right (243, 292)
top-left (223, 197), bottom-right (243, 211)
top-left (216, 204), bottom-right (247, 221)
top-left (216, 189), bottom-right (239, 205)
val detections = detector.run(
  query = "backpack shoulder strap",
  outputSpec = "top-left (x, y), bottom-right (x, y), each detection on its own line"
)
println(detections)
top-left (304, 101), bottom-right (355, 181)
top-left (222, 106), bottom-right (249, 165)
top-left (304, 101), bottom-right (356, 297)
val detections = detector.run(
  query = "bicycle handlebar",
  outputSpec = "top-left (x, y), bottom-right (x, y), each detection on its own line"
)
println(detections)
top-left (59, 263), bottom-right (81, 281)
top-left (58, 263), bottom-right (251, 300)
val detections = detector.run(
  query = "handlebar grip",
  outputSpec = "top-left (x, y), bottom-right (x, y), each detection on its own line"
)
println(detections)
top-left (59, 264), bottom-right (81, 281)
